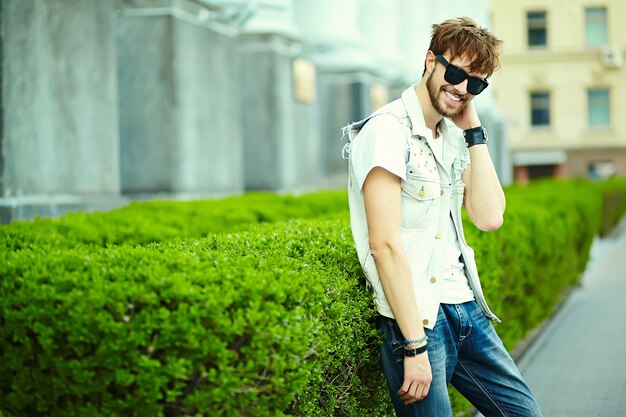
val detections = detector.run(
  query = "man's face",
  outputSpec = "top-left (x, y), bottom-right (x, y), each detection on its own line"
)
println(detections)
top-left (426, 53), bottom-right (487, 118)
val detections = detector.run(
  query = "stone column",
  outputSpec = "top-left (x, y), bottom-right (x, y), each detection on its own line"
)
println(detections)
top-left (360, 0), bottom-right (404, 83)
top-left (294, 0), bottom-right (379, 187)
top-left (237, 0), bottom-right (319, 191)
top-left (116, 0), bottom-right (244, 196)
top-left (0, 0), bottom-right (122, 222)
top-left (396, 0), bottom-right (431, 89)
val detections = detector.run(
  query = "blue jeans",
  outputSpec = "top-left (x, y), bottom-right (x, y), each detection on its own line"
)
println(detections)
top-left (377, 301), bottom-right (542, 417)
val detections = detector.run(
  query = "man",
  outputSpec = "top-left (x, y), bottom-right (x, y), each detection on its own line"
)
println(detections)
top-left (343, 17), bottom-right (542, 416)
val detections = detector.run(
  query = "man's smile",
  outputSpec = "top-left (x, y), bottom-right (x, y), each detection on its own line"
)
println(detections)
top-left (443, 89), bottom-right (463, 103)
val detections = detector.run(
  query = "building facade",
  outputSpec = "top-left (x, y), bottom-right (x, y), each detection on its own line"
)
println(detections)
top-left (490, 0), bottom-right (626, 181)
top-left (1, 0), bottom-right (507, 222)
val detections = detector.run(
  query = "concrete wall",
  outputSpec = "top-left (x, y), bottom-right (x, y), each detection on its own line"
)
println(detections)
top-left (567, 148), bottom-right (626, 178)
top-left (116, 4), bottom-right (243, 195)
top-left (293, 0), bottom-right (379, 187)
top-left (1, 0), bottom-right (247, 222)
top-left (318, 76), bottom-right (378, 186)
top-left (242, 48), bottom-right (323, 192)
top-left (1, 0), bottom-right (119, 196)
top-left (175, 18), bottom-right (243, 194)
top-left (237, 1), bottom-right (321, 192)
top-left (238, 35), bottom-right (300, 191)
top-left (291, 63), bottom-right (322, 191)
top-left (0, 0), bottom-right (121, 221)
top-left (116, 14), bottom-right (176, 193)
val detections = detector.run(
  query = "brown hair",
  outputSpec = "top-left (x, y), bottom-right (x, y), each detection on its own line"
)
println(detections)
top-left (423, 17), bottom-right (502, 78)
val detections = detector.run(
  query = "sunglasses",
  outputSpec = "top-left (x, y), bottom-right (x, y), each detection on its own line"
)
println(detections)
top-left (435, 55), bottom-right (489, 95)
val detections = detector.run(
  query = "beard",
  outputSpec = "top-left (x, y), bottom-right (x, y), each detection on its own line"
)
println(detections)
top-left (426, 73), bottom-right (468, 118)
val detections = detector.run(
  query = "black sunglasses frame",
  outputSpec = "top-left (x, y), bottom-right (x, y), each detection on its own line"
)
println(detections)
top-left (435, 55), bottom-right (489, 96)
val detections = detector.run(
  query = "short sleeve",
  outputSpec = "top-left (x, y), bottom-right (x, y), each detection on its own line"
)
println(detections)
top-left (350, 114), bottom-right (408, 191)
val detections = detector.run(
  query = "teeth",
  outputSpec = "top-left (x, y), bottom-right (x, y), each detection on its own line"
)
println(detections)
top-left (445, 91), bottom-right (460, 102)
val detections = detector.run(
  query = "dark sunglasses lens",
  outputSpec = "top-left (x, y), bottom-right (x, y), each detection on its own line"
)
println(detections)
top-left (442, 58), bottom-right (488, 95)
top-left (444, 65), bottom-right (466, 85)
top-left (467, 79), bottom-right (487, 95)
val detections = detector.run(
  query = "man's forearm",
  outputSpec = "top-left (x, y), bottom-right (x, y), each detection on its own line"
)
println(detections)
top-left (467, 144), bottom-right (506, 230)
top-left (371, 244), bottom-right (426, 342)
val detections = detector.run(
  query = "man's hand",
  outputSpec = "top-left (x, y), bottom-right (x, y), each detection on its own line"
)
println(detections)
top-left (449, 100), bottom-right (481, 131)
top-left (397, 353), bottom-right (432, 405)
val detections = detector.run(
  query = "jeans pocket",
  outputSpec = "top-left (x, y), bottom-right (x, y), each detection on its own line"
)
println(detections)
top-left (378, 316), bottom-right (405, 360)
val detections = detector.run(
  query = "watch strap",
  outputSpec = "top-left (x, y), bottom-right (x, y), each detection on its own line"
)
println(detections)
top-left (404, 344), bottom-right (428, 357)
top-left (463, 126), bottom-right (488, 148)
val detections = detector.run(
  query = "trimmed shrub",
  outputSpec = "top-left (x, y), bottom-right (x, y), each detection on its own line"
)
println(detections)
top-left (591, 177), bottom-right (626, 236)
top-left (1, 219), bottom-right (390, 417)
top-left (1, 179), bottom-right (626, 416)
top-left (0, 191), bottom-right (348, 251)
top-left (464, 180), bottom-right (602, 348)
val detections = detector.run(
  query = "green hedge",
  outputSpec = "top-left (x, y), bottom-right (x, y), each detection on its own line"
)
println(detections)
top-left (464, 180), bottom-right (602, 348)
top-left (0, 191), bottom-right (348, 251)
top-left (1, 179), bottom-right (626, 416)
top-left (1, 219), bottom-right (389, 417)
top-left (590, 177), bottom-right (626, 236)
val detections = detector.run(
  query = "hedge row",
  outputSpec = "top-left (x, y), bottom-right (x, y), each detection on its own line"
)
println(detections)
top-left (1, 219), bottom-right (389, 417)
top-left (0, 191), bottom-right (348, 251)
top-left (465, 180), bottom-right (602, 348)
top-left (1, 179), bottom-right (626, 416)
top-left (444, 180), bottom-right (605, 413)
top-left (591, 177), bottom-right (626, 236)
top-left (3, 180), bottom-right (625, 252)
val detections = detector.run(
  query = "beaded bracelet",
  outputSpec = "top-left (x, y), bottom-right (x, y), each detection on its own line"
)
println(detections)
top-left (403, 335), bottom-right (428, 346)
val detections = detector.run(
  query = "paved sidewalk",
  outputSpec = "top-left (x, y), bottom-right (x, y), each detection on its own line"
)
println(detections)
top-left (511, 229), bottom-right (626, 417)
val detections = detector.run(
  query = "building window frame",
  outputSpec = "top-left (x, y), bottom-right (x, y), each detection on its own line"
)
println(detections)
top-left (585, 7), bottom-right (608, 48)
top-left (587, 88), bottom-right (611, 128)
top-left (530, 91), bottom-right (551, 128)
top-left (527, 10), bottom-right (548, 48)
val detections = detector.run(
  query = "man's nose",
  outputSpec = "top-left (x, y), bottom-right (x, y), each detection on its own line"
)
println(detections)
top-left (452, 78), bottom-right (468, 95)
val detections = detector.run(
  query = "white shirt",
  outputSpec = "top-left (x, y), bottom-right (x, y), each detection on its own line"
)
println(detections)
top-left (429, 137), bottom-right (474, 304)
top-left (344, 85), bottom-right (499, 328)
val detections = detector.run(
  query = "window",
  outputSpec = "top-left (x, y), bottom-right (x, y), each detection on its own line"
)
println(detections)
top-left (528, 165), bottom-right (558, 180)
top-left (527, 11), bottom-right (547, 47)
top-left (588, 89), bottom-right (610, 127)
top-left (586, 7), bottom-right (608, 47)
top-left (530, 92), bottom-right (550, 126)
top-left (588, 161), bottom-right (615, 179)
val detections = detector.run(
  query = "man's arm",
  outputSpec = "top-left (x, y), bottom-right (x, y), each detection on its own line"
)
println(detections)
top-left (451, 102), bottom-right (506, 231)
top-left (363, 167), bottom-right (432, 404)
top-left (462, 147), bottom-right (506, 231)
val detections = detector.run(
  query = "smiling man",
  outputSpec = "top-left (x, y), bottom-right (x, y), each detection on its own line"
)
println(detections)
top-left (343, 17), bottom-right (542, 416)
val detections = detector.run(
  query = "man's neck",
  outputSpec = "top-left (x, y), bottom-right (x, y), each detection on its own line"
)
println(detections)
top-left (413, 83), bottom-right (443, 137)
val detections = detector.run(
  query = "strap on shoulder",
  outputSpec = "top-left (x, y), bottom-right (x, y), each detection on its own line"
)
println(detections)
top-left (341, 112), bottom-right (397, 160)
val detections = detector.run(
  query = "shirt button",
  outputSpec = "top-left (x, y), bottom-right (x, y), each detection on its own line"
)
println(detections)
top-left (440, 189), bottom-right (444, 196)
top-left (423, 319), bottom-right (429, 325)
top-left (435, 233), bottom-right (442, 239)
top-left (430, 277), bottom-right (437, 283)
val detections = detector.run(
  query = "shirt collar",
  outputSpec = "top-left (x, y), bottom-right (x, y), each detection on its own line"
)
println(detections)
top-left (401, 85), bottom-right (432, 138)
top-left (401, 84), bottom-right (461, 147)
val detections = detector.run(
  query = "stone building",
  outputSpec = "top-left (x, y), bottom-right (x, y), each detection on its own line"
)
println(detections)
top-left (0, 0), bottom-right (506, 222)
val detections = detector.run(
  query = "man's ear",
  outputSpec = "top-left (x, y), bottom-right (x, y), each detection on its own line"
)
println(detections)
top-left (425, 50), bottom-right (436, 74)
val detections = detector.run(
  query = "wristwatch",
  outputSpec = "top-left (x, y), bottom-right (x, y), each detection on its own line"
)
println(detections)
top-left (463, 126), bottom-right (488, 148)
